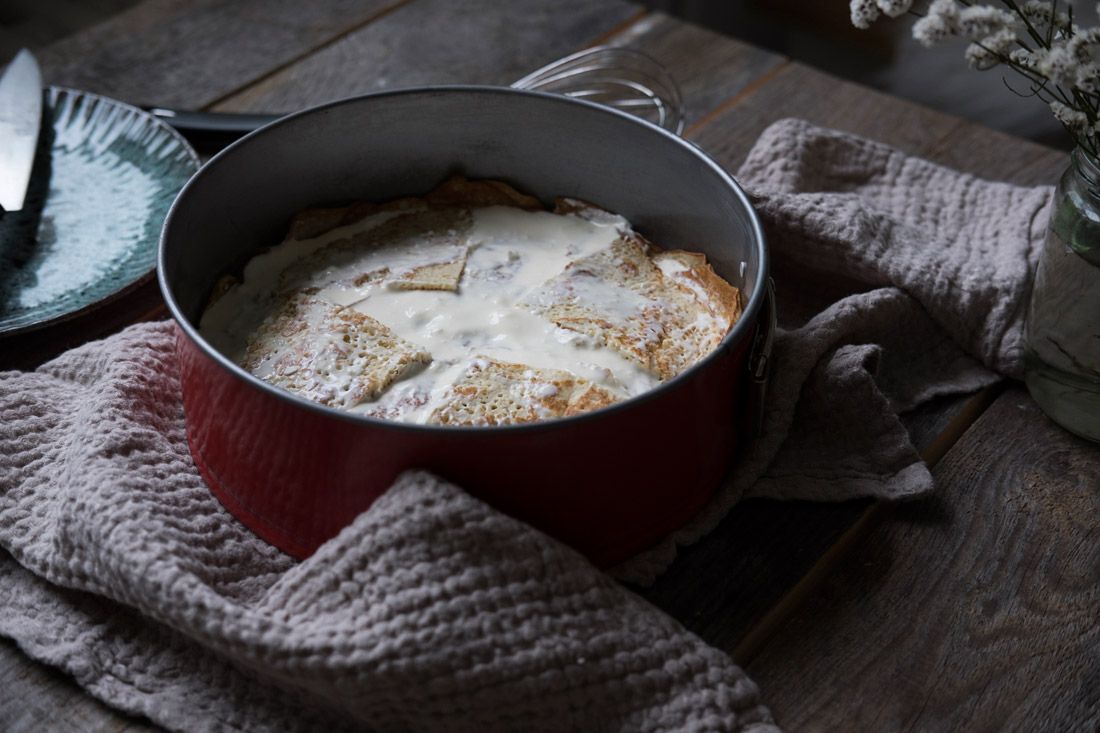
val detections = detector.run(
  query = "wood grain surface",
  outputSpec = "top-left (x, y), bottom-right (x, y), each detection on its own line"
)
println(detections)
top-left (637, 388), bottom-right (1002, 663)
top-left (635, 56), bottom-right (1063, 657)
top-left (1, 1), bottom-right (1087, 731)
top-left (1, 0), bottom-right (642, 372)
top-left (748, 387), bottom-right (1100, 732)
top-left (34, 0), bottom-right (406, 109)
top-left (213, 0), bottom-right (643, 113)
top-left (608, 13), bottom-right (785, 127)
top-left (689, 61), bottom-right (1066, 184)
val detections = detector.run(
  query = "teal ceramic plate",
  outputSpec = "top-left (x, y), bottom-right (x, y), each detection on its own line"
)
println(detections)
top-left (0, 87), bottom-right (199, 336)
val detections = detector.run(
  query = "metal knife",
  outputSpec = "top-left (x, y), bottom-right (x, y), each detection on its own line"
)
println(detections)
top-left (0, 49), bottom-right (43, 212)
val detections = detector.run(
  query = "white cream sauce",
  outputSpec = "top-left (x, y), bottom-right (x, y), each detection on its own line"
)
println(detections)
top-left (200, 204), bottom-right (663, 423)
top-left (199, 208), bottom-right (410, 362)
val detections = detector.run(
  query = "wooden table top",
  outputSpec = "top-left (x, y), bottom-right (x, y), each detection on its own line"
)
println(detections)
top-left (2, 2), bottom-right (1097, 731)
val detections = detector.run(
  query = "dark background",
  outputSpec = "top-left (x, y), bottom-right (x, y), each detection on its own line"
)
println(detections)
top-left (642, 0), bottom-right (1095, 150)
top-left (2, 0), bottom-right (1087, 150)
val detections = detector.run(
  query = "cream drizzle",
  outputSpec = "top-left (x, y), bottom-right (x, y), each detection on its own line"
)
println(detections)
top-left (200, 204), bottom-right (664, 423)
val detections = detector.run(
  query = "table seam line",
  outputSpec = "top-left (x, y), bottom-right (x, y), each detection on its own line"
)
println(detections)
top-left (198, 0), bottom-right (415, 113)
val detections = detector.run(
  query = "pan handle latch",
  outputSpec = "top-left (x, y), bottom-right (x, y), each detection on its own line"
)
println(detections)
top-left (746, 278), bottom-right (777, 439)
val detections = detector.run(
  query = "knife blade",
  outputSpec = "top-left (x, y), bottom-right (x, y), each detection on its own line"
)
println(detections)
top-left (0, 49), bottom-right (43, 212)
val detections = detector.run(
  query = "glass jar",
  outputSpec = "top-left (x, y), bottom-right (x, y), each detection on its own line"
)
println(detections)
top-left (1024, 148), bottom-right (1100, 443)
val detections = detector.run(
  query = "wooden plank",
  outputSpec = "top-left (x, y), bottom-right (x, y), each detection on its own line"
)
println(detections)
top-left (7, 9), bottom-right (779, 374)
top-left (746, 387), bottom-right (1100, 731)
top-left (726, 385), bottom-right (1003, 665)
top-left (213, 0), bottom-right (644, 113)
top-left (689, 61), bottom-right (1065, 185)
top-left (0, 12), bottom-right (783, 731)
top-left (35, 0), bottom-right (406, 109)
top-left (0, 8), bottom-right (772, 733)
top-left (637, 58), bottom-right (1063, 653)
top-left (210, 14), bottom-right (1002, 675)
top-left (2, 2), bottom-right (645, 373)
top-left (641, 65), bottom-right (1062, 663)
top-left (12, 0), bottom-right (646, 372)
top-left (3, 6), bottom-right (1072, 731)
top-left (10, 0), bottom-right (412, 369)
top-left (640, 496), bottom-right (871, 651)
top-left (638, 388), bottom-right (1000, 660)
top-left (607, 13), bottom-right (785, 128)
top-left (926, 121), bottom-right (1067, 185)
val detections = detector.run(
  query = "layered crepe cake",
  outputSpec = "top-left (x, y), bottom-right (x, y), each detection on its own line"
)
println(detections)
top-left (199, 178), bottom-right (743, 426)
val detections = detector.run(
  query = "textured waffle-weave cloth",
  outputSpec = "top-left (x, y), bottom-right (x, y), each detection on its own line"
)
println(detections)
top-left (618, 117), bottom-right (1050, 581)
top-left (0, 119), bottom-right (1049, 731)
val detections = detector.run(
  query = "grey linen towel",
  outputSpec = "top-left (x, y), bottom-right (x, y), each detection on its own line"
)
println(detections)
top-left (618, 118), bottom-right (1050, 582)
top-left (0, 119), bottom-right (1050, 731)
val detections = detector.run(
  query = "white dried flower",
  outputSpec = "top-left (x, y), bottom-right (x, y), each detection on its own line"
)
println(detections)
top-left (1051, 100), bottom-right (1090, 135)
top-left (965, 43), bottom-right (996, 69)
top-left (1036, 44), bottom-right (1079, 87)
top-left (958, 6), bottom-right (1020, 40)
top-left (912, 2), bottom-right (1020, 47)
top-left (1010, 47), bottom-right (1039, 70)
top-left (1074, 27), bottom-right (1100, 50)
top-left (852, 0), bottom-right (1100, 153)
top-left (912, 0), bottom-right (961, 46)
top-left (1023, 1), bottom-right (1073, 34)
top-left (876, 0), bottom-right (914, 18)
top-left (850, 0), bottom-right (881, 29)
top-left (985, 26), bottom-right (1017, 53)
top-left (1061, 30), bottom-right (1100, 90)
top-left (1077, 62), bottom-right (1100, 92)
top-left (1067, 30), bottom-right (1100, 65)
top-left (965, 28), bottom-right (1018, 69)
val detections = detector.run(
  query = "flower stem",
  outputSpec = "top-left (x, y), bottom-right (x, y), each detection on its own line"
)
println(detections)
top-left (1002, 0), bottom-right (1052, 49)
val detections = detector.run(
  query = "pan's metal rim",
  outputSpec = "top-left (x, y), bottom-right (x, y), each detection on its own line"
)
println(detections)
top-left (158, 84), bottom-right (769, 435)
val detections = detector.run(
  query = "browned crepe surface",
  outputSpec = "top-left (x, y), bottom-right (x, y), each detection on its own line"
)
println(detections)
top-left (224, 177), bottom-right (741, 421)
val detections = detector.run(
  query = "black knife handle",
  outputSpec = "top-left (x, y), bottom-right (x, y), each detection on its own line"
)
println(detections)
top-left (144, 107), bottom-right (281, 152)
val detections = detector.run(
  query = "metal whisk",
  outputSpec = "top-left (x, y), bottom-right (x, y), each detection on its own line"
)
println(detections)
top-left (512, 46), bottom-right (686, 136)
top-left (145, 46), bottom-right (687, 149)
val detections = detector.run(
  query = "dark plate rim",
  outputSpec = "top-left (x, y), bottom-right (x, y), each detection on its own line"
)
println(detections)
top-left (0, 85), bottom-right (201, 338)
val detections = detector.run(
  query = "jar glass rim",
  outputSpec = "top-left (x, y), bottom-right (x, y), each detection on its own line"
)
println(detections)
top-left (1072, 147), bottom-right (1100, 188)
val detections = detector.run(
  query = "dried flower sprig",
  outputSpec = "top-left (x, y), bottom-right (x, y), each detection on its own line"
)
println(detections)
top-left (850, 0), bottom-right (1100, 158)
